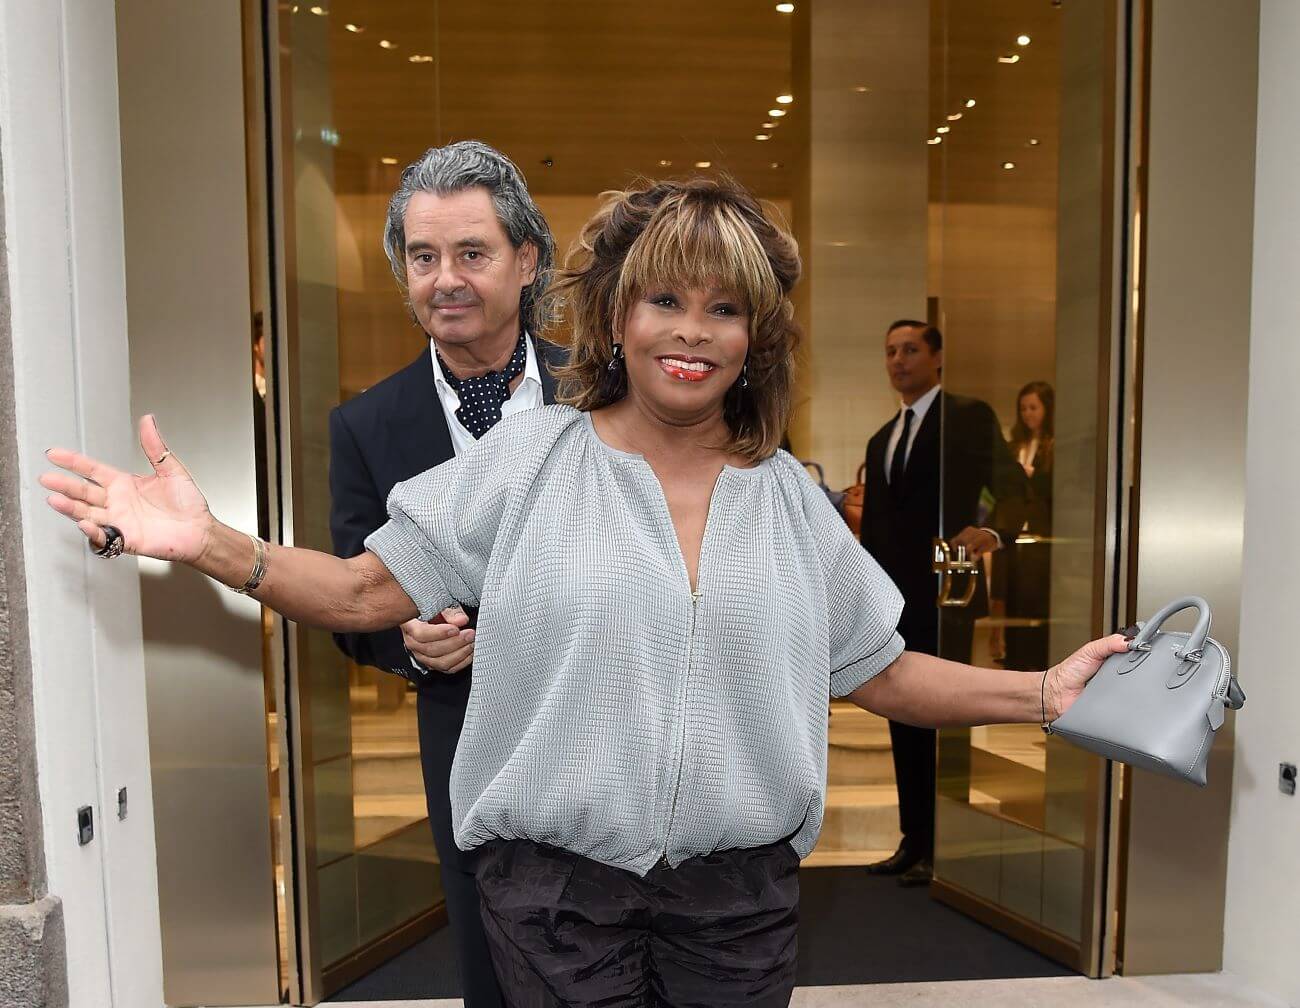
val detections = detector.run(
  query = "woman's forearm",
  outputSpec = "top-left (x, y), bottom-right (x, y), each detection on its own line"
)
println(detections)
top-left (849, 650), bottom-right (1052, 728)
top-left (194, 520), bottom-right (417, 632)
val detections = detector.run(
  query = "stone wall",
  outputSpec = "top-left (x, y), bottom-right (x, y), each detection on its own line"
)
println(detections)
top-left (0, 141), bottom-right (68, 1008)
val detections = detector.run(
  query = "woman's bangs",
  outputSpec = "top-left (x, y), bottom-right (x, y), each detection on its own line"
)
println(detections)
top-left (619, 198), bottom-right (780, 321)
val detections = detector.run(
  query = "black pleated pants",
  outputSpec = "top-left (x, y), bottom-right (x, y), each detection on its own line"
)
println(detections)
top-left (474, 839), bottom-right (800, 1008)
top-left (417, 677), bottom-right (504, 1008)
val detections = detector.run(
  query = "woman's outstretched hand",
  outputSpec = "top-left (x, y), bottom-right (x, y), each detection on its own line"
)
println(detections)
top-left (1045, 633), bottom-right (1131, 721)
top-left (40, 415), bottom-right (214, 564)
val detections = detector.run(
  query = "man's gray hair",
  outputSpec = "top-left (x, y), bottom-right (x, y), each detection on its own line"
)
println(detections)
top-left (383, 140), bottom-right (556, 335)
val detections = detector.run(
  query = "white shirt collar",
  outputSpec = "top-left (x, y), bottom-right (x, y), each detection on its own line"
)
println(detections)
top-left (430, 332), bottom-right (541, 410)
top-left (900, 383), bottom-right (941, 424)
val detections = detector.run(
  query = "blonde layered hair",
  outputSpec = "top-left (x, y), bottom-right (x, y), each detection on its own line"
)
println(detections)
top-left (547, 177), bottom-right (801, 462)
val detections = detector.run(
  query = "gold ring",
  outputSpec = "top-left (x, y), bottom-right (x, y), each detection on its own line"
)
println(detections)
top-left (153, 450), bottom-right (171, 466)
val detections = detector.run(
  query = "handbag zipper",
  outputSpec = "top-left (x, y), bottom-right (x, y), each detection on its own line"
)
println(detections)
top-left (1207, 635), bottom-right (1232, 703)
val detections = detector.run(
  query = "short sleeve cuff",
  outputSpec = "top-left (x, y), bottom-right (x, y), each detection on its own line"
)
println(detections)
top-left (364, 517), bottom-right (456, 622)
top-left (829, 630), bottom-right (906, 698)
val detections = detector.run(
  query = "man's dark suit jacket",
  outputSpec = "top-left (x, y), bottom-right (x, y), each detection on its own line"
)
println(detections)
top-left (328, 337), bottom-right (568, 675)
top-left (860, 390), bottom-right (1027, 654)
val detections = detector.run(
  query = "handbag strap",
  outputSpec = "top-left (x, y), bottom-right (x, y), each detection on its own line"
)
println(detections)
top-left (1130, 595), bottom-right (1212, 661)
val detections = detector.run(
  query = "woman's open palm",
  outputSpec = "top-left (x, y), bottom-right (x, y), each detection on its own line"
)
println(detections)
top-left (40, 415), bottom-right (213, 564)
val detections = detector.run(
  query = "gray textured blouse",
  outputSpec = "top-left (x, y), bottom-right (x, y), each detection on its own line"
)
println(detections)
top-left (366, 405), bottom-right (905, 876)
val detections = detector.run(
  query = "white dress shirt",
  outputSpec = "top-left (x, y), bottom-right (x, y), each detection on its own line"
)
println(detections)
top-left (430, 333), bottom-right (544, 458)
top-left (884, 382), bottom-right (941, 482)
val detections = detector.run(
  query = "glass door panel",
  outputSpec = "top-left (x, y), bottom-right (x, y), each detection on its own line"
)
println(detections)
top-left (274, 2), bottom-right (444, 997)
top-left (931, 0), bottom-right (1121, 973)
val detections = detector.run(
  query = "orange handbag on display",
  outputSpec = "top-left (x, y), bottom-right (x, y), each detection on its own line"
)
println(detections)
top-left (840, 462), bottom-right (866, 537)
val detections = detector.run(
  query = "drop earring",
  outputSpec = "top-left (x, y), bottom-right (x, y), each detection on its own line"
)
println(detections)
top-left (739, 362), bottom-right (749, 389)
top-left (607, 342), bottom-right (624, 372)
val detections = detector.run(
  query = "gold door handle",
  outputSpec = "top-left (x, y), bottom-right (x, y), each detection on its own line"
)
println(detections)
top-left (932, 537), bottom-right (979, 607)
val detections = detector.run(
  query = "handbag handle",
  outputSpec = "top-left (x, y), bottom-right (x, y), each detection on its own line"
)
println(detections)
top-left (1130, 595), bottom-right (1212, 661)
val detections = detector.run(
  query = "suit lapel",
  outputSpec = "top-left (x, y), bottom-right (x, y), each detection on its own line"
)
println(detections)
top-left (907, 390), bottom-right (942, 475)
top-left (389, 337), bottom-right (566, 479)
top-left (391, 347), bottom-right (455, 475)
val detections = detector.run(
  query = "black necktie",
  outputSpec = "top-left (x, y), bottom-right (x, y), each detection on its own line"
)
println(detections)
top-left (888, 408), bottom-right (914, 495)
top-left (436, 331), bottom-right (528, 439)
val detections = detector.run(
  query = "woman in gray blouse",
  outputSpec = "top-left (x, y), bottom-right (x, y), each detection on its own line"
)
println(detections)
top-left (42, 177), bottom-right (1125, 1007)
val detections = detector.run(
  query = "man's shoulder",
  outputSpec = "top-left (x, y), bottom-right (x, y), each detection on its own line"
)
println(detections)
top-left (942, 391), bottom-right (996, 420)
top-left (334, 350), bottom-right (429, 428)
top-left (867, 415), bottom-right (895, 447)
top-left (533, 335), bottom-right (569, 365)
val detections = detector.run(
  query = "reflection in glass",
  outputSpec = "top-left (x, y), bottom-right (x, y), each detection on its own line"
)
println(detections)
top-left (932, 0), bottom-right (1114, 961)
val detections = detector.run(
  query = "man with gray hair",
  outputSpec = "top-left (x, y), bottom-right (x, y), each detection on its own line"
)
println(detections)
top-left (328, 140), bottom-right (566, 1005)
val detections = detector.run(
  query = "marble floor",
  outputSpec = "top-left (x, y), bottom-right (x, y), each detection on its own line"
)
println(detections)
top-left (314, 971), bottom-right (1289, 1008)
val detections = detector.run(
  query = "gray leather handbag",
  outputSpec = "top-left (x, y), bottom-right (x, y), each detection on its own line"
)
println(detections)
top-left (1047, 596), bottom-right (1245, 787)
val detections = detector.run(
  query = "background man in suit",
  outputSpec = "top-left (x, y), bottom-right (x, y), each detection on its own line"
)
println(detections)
top-left (859, 320), bottom-right (1027, 886)
top-left (328, 141), bottom-right (566, 1008)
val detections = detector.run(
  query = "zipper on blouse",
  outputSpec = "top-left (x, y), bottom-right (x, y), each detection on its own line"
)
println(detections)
top-left (661, 587), bottom-right (702, 862)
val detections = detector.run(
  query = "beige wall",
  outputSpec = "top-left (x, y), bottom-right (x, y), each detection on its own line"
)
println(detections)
top-left (799, 0), bottom-right (929, 489)
top-left (116, 1), bottom-right (280, 1003)
top-left (930, 201), bottom-right (1057, 426)
top-left (1223, 2), bottom-right (1300, 1003)
top-left (1121, 0), bottom-right (1258, 976)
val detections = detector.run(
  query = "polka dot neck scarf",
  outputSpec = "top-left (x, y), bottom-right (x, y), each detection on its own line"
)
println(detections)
top-left (436, 331), bottom-right (528, 439)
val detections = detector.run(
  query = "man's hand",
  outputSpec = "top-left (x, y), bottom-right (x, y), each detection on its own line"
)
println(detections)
top-left (951, 525), bottom-right (1000, 560)
top-left (401, 607), bottom-right (475, 675)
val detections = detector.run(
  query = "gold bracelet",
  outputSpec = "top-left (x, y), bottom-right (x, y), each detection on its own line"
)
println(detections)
top-left (230, 535), bottom-right (267, 595)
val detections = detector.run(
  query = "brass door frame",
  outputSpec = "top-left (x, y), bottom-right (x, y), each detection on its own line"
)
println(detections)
top-left (930, 0), bottom-right (1138, 978)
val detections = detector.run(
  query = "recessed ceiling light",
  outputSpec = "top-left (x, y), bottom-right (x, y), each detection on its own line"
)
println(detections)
top-left (998, 54), bottom-right (1020, 64)
top-left (776, 94), bottom-right (794, 104)
top-left (763, 121), bottom-right (777, 129)
top-left (927, 136), bottom-right (942, 145)
top-left (754, 134), bottom-right (771, 141)
top-left (379, 39), bottom-right (397, 49)
top-left (380, 156), bottom-right (398, 165)
top-left (776, 2), bottom-right (795, 11)
top-left (695, 160), bottom-right (712, 169)
top-left (1028, 138), bottom-right (1040, 146)
top-left (1017, 34), bottom-right (1032, 45)
top-left (659, 159), bottom-right (673, 167)
top-left (770, 162), bottom-right (781, 169)
top-left (965, 98), bottom-right (976, 108)
top-left (947, 113), bottom-right (962, 121)
top-left (408, 54), bottom-right (433, 62)
top-left (853, 85), bottom-right (871, 93)
top-left (344, 22), bottom-right (363, 32)
top-left (768, 108), bottom-right (786, 118)
top-left (1002, 161), bottom-right (1016, 170)
top-left (309, 5), bottom-right (326, 14)
top-left (936, 126), bottom-right (950, 134)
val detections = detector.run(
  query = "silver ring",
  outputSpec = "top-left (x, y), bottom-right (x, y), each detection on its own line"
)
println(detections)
top-left (153, 450), bottom-right (171, 466)
top-left (92, 525), bottom-right (125, 559)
